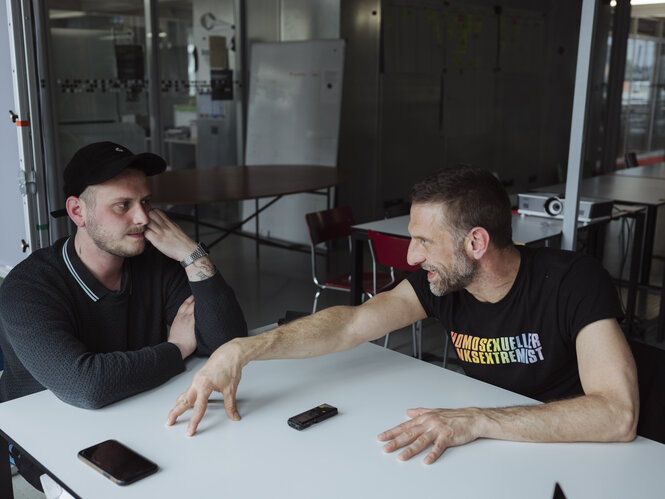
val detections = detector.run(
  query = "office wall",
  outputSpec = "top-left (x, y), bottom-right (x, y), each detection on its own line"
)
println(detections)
top-left (246, 0), bottom-right (340, 43)
top-left (338, 0), bottom-right (591, 222)
top-left (0, 3), bottom-right (28, 275)
top-left (337, 0), bottom-right (382, 220)
top-left (13, 0), bottom-right (602, 246)
top-left (246, 0), bottom-right (606, 225)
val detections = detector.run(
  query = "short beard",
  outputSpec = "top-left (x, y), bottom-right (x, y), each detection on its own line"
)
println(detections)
top-left (428, 239), bottom-right (477, 297)
top-left (85, 215), bottom-right (145, 258)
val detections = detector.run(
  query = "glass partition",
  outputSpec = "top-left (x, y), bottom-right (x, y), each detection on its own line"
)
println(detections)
top-left (48, 2), bottom-right (151, 165)
top-left (651, 39), bottom-right (665, 151)
top-left (621, 37), bottom-right (656, 155)
top-left (47, 0), bottom-right (240, 165)
top-left (615, 17), bottom-right (665, 161)
top-left (44, 0), bottom-right (242, 229)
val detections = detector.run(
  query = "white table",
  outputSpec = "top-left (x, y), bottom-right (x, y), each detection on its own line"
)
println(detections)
top-left (350, 213), bottom-right (570, 305)
top-left (612, 163), bottom-right (665, 179)
top-left (1, 343), bottom-right (664, 498)
top-left (349, 211), bottom-right (645, 336)
top-left (532, 175), bottom-right (665, 284)
top-left (532, 175), bottom-right (664, 339)
top-left (352, 213), bottom-right (565, 246)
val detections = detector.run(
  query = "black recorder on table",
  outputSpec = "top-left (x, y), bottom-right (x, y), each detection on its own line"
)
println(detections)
top-left (288, 403), bottom-right (338, 430)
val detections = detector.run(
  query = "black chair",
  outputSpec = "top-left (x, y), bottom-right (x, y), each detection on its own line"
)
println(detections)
top-left (629, 339), bottom-right (665, 444)
top-left (624, 152), bottom-right (638, 168)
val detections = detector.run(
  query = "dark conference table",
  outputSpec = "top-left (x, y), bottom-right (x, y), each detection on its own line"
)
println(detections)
top-left (149, 164), bottom-right (346, 205)
top-left (148, 164), bottom-right (349, 251)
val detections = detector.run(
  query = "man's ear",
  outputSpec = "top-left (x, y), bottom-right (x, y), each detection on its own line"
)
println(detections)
top-left (465, 227), bottom-right (490, 260)
top-left (66, 196), bottom-right (86, 227)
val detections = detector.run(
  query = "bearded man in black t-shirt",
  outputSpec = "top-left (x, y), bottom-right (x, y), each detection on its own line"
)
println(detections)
top-left (166, 165), bottom-right (639, 466)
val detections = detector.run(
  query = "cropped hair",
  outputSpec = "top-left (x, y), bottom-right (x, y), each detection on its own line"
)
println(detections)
top-left (410, 165), bottom-right (513, 248)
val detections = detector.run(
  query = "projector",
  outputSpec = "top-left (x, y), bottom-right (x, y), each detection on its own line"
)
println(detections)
top-left (517, 192), bottom-right (613, 222)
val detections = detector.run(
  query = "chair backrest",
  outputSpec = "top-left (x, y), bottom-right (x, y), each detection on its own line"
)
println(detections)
top-left (629, 339), bottom-right (665, 444)
top-left (367, 230), bottom-right (419, 272)
top-left (625, 152), bottom-right (638, 168)
top-left (305, 205), bottom-right (355, 246)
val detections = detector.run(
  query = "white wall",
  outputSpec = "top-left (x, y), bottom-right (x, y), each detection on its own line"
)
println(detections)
top-left (0, 2), bottom-right (28, 276)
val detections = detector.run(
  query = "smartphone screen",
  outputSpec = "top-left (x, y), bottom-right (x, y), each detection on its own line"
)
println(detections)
top-left (78, 439), bottom-right (158, 485)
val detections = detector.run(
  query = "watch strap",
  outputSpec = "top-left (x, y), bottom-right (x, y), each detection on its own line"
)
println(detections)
top-left (180, 243), bottom-right (209, 268)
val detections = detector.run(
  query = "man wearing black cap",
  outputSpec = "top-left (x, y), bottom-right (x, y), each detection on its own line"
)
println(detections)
top-left (0, 142), bottom-right (247, 489)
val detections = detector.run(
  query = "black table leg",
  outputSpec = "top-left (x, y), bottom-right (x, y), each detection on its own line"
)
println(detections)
top-left (0, 435), bottom-right (14, 499)
top-left (255, 199), bottom-right (260, 259)
top-left (625, 210), bottom-right (645, 337)
top-left (194, 204), bottom-right (200, 242)
top-left (658, 262), bottom-right (665, 342)
top-left (640, 206), bottom-right (657, 285)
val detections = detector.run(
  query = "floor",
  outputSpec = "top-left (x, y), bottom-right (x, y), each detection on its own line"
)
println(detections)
top-left (6, 209), bottom-right (665, 498)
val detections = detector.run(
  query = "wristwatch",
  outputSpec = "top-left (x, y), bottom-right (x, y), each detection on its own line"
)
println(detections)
top-left (180, 242), bottom-right (209, 268)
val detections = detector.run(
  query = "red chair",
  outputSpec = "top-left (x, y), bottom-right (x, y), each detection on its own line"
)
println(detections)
top-left (305, 206), bottom-right (392, 313)
top-left (367, 229), bottom-right (422, 358)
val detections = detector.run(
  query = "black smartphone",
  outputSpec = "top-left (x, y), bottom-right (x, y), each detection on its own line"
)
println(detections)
top-left (288, 403), bottom-right (338, 430)
top-left (78, 439), bottom-right (158, 486)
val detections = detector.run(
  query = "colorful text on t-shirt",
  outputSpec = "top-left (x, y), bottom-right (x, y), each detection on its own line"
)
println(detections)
top-left (450, 331), bottom-right (544, 365)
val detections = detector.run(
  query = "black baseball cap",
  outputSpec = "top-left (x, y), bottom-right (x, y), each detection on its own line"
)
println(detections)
top-left (51, 141), bottom-right (166, 218)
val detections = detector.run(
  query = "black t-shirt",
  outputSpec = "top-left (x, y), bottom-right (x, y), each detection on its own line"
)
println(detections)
top-left (407, 245), bottom-right (623, 402)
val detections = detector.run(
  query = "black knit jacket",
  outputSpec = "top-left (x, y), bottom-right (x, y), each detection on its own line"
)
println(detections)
top-left (0, 237), bottom-right (247, 409)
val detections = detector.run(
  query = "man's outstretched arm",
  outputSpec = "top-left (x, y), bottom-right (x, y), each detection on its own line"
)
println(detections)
top-left (165, 281), bottom-right (427, 435)
top-left (378, 318), bottom-right (639, 464)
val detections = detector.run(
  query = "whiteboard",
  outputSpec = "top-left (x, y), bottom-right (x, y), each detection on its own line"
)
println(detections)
top-left (242, 39), bottom-right (345, 244)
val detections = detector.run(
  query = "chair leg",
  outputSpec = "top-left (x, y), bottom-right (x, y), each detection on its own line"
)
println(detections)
top-left (386, 322), bottom-right (422, 358)
top-left (312, 290), bottom-right (322, 314)
top-left (411, 323), bottom-right (418, 358)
